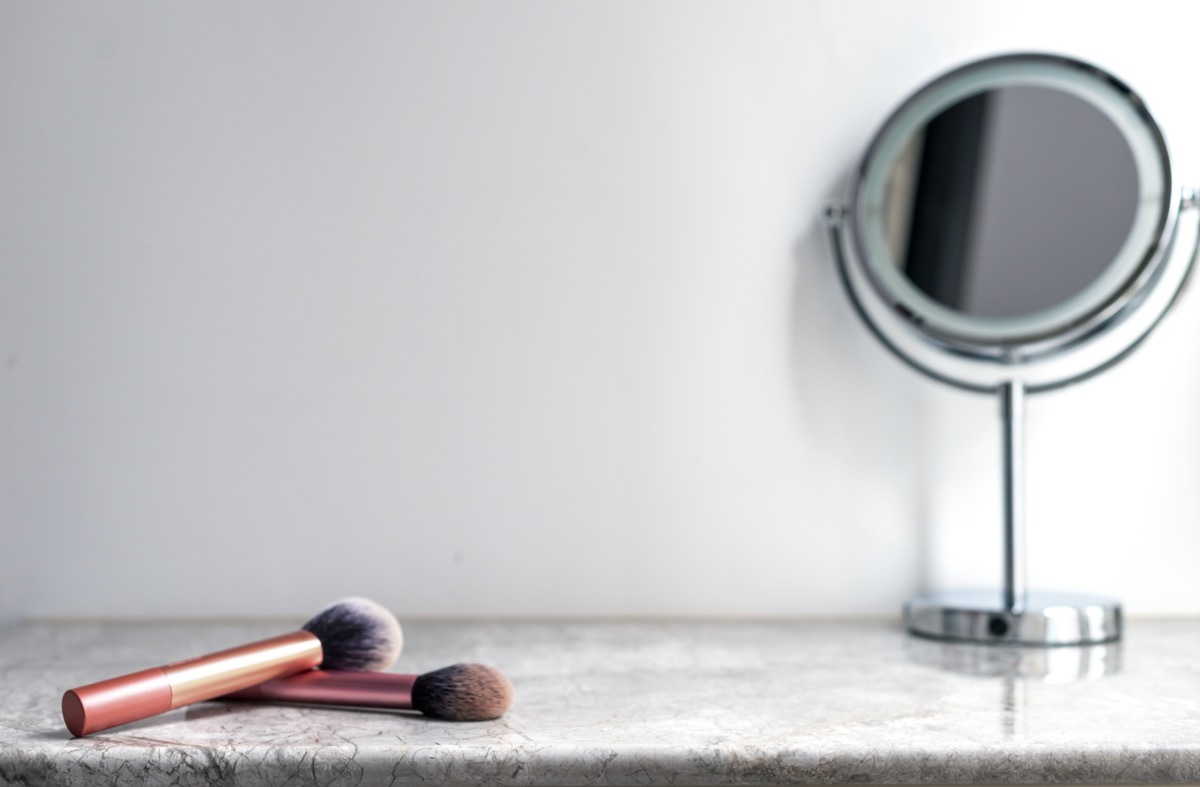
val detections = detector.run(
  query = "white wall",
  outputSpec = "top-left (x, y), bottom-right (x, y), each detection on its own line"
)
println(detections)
top-left (3, 1), bottom-right (1200, 620)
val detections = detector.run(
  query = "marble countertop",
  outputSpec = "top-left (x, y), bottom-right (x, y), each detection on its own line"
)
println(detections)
top-left (2, 618), bottom-right (1199, 785)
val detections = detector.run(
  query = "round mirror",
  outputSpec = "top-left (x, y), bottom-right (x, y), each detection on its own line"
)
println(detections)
top-left (881, 85), bottom-right (1139, 323)
top-left (825, 53), bottom-right (1199, 646)
top-left (835, 53), bottom-right (1191, 392)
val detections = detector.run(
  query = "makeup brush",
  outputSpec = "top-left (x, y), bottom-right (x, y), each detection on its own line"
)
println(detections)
top-left (62, 597), bottom-right (403, 736)
top-left (223, 663), bottom-right (515, 721)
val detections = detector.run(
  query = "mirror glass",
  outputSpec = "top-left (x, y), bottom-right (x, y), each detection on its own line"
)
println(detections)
top-left (880, 85), bottom-right (1140, 320)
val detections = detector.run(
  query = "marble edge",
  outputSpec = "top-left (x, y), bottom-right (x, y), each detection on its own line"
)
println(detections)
top-left (3, 740), bottom-right (1200, 786)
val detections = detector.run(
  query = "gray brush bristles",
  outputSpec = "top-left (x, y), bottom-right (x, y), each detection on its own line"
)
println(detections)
top-left (302, 597), bottom-right (403, 671)
top-left (411, 663), bottom-right (515, 721)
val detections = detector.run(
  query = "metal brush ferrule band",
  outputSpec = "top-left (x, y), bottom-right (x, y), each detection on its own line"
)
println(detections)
top-left (163, 630), bottom-right (322, 707)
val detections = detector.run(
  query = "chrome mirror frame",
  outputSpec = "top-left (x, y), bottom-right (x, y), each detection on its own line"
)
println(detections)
top-left (824, 53), bottom-right (1200, 645)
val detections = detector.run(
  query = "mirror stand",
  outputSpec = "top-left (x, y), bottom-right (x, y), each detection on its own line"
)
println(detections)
top-left (823, 54), bottom-right (1200, 649)
top-left (905, 378), bottom-right (1121, 646)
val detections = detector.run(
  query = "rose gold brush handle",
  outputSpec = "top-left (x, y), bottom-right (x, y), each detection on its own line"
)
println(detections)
top-left (62, 630), bottom-right (322, 736)
top-left (223, 669), bottom-right (417, 709)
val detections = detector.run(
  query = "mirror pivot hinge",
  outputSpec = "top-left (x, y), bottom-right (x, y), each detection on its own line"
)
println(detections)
top-left (823, 201), bottom-right (848, 228)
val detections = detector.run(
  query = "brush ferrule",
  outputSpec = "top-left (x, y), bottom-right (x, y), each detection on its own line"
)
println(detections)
top-left (162, 631), bottom-right (322, 707)
top-left (224, 670), bottom-right (416, 709)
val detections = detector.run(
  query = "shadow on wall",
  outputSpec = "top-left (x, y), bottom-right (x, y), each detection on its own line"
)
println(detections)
top-left (787, 171), bottom-right (935, 604)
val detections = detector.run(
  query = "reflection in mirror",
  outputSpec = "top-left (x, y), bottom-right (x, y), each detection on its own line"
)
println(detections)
top-left (882, 86), bottom-right (1140, 319)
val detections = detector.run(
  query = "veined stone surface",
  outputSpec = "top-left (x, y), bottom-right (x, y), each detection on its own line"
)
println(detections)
top-left (1, 619), bottom-right (1199, 785)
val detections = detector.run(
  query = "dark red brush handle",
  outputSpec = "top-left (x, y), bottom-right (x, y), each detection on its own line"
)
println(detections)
top-left (223, 670), bottom-right (417, 709)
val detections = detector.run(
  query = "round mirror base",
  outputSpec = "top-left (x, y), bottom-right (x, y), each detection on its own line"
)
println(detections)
top-left (905, 590), bottom-right (1121, 646)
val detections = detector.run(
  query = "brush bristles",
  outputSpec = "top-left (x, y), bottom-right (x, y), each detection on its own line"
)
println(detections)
top-left (411, 664), bottom-right (514, 721)
top-left (302, 597), bottom-right (403, 672)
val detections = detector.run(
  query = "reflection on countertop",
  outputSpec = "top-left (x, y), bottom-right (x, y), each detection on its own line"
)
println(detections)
top-left (1, 619), bottom-right (1198, 785)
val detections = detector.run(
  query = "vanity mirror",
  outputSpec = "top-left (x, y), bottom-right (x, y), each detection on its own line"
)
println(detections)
top-left (825, 53), bottom-right (1199, 645)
